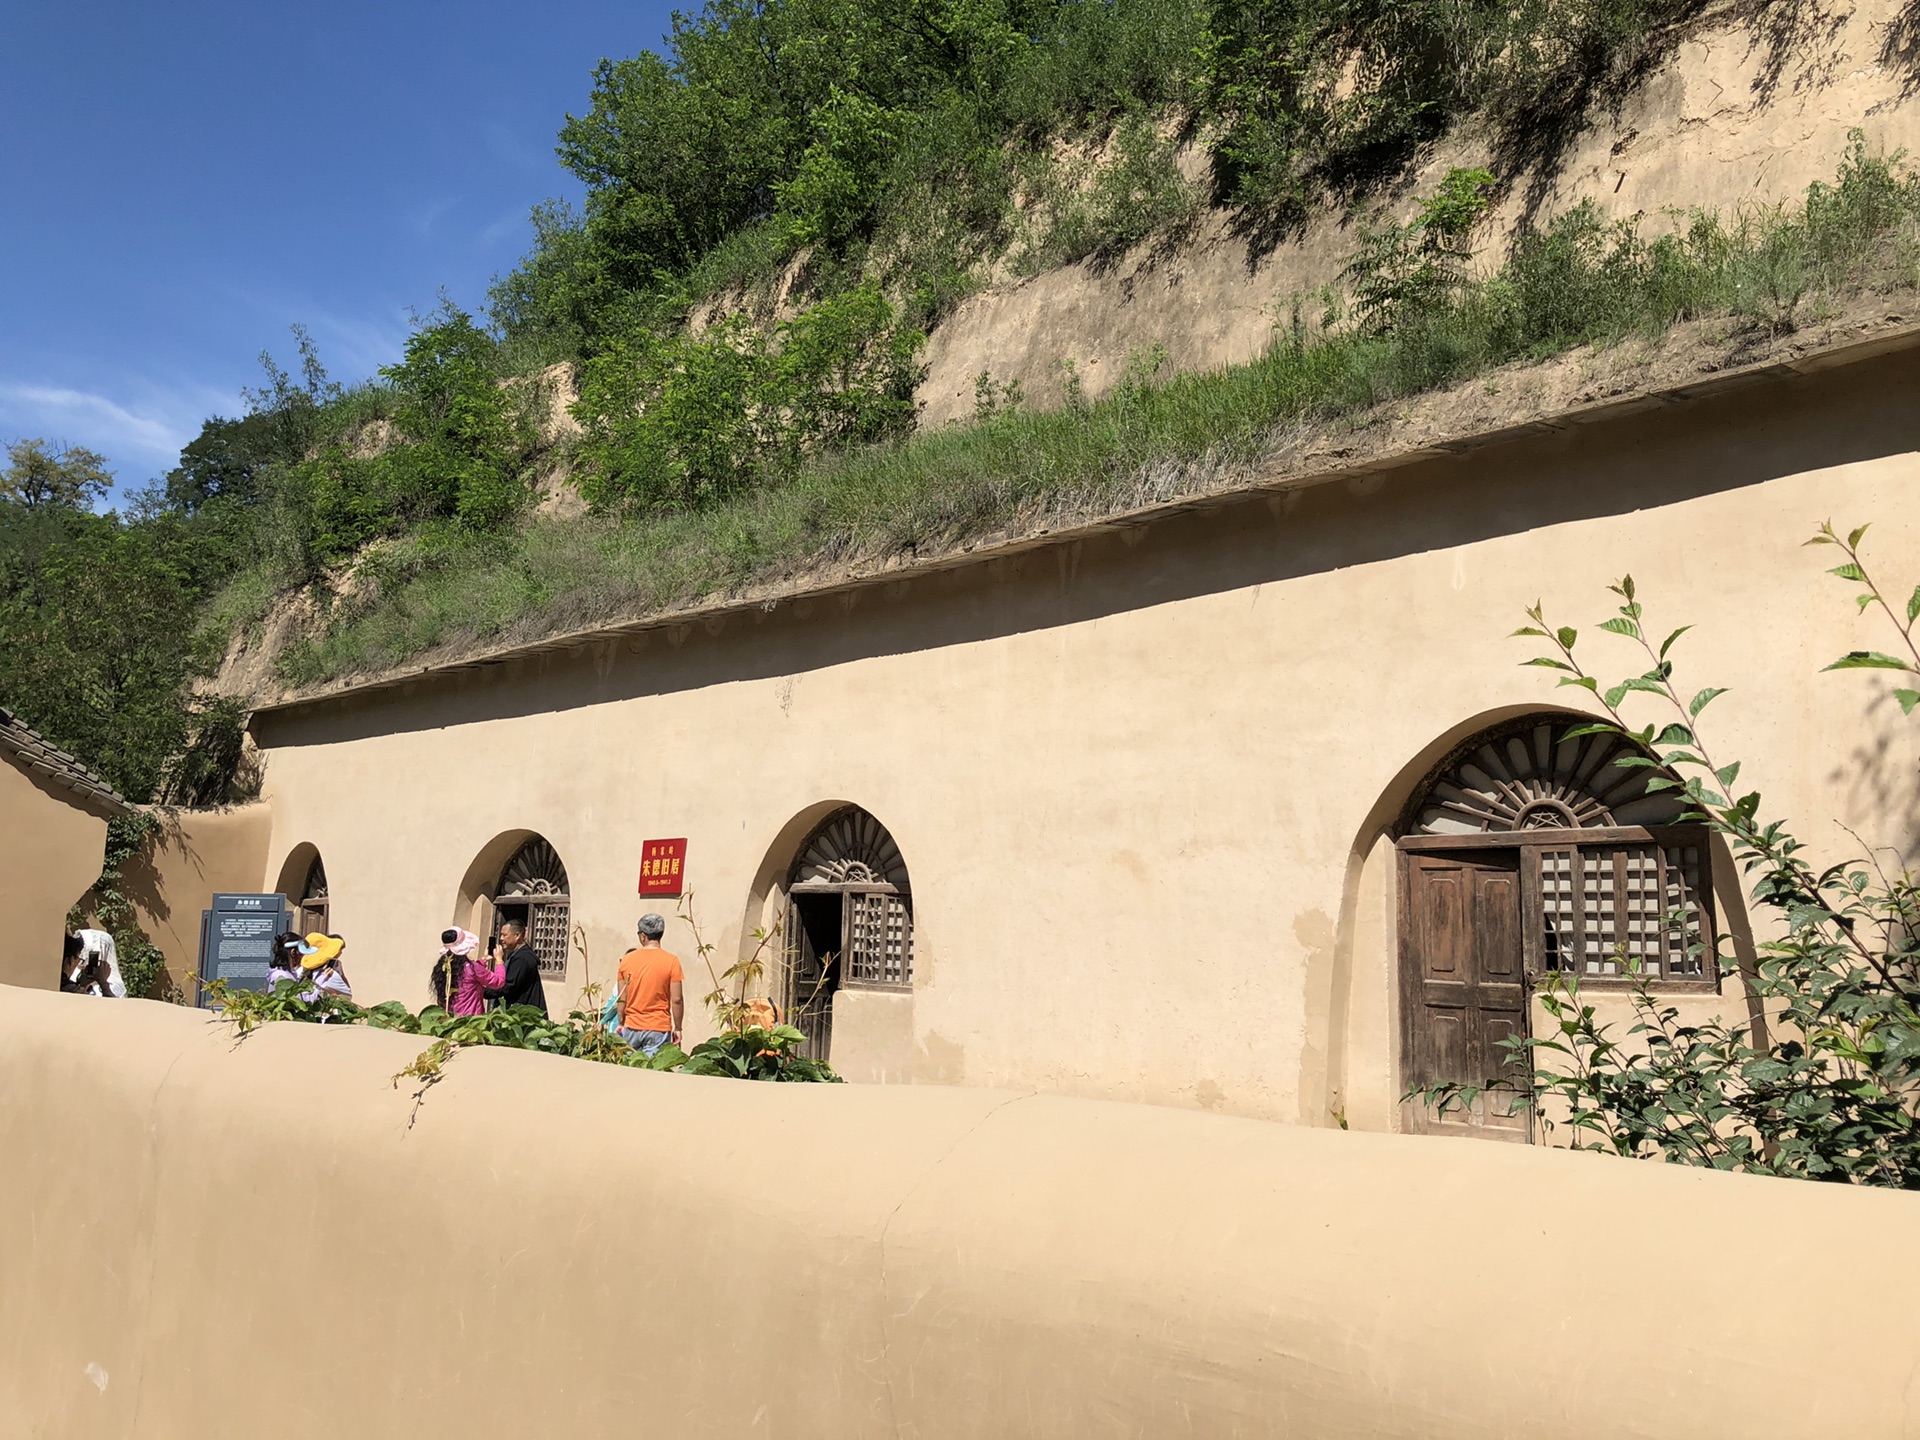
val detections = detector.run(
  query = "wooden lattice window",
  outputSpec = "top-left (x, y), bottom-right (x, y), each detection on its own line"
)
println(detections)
top-left (787, 808), bottom-right (913, 991)
top-left (298, 855), bottom-right (329, 933)
top-left (497, 836), bottom-right (570, 981)
top-left (1537, 838), bottom-right (1710, 983)
top-left (1399, 719), bottom-right (1721, 1139)
top-left (845, 891), bottom-right (913, 986)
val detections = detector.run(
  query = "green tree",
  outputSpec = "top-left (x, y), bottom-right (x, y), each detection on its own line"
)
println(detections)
top-left (1, 439), bottom-right (112, 513)
top-left (164, 413), bottom-right (279, 515)
top-left (0, 509), bottom-right (204, 802)
top-left (383, 305), bottom-right (535, 532)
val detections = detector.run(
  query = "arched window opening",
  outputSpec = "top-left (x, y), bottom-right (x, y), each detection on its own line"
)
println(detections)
top-left (493, 835), bottom-right (570, 983)
top-left (1395, 714), bottom-right (1715, 1141)
top-left (297, 855), bottom-right (329, 934)
top-left (781, 807), bottom-right (913, 1060)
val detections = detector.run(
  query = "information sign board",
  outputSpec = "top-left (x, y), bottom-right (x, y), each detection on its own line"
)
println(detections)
top-left (637, 838), bottom-right (688, 897)
top-left (197, 892), bottom-right (290, 1006)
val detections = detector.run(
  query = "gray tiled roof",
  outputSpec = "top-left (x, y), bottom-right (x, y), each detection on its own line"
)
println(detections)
top-left (0, 707), bottom-right (132, 815)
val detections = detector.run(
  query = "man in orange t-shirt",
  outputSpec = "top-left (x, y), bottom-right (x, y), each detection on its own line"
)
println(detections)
top-left (615, 913), bottom-right (683, 1057)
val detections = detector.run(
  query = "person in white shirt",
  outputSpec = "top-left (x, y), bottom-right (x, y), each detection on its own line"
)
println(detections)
top-left (63, 929), bottom-right (126, 997)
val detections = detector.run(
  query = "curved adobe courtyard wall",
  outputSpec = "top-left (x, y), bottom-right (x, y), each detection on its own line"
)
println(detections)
top-left (0, 758), bottom-right (107, 990)
top-left (3, 986), bottom-right (1916, 1439)
top-left (123, 805), bottom-right (274, 997)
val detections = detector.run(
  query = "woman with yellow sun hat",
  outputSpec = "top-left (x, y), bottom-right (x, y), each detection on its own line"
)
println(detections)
top-left (296, 932), bottom-right (352, 1003)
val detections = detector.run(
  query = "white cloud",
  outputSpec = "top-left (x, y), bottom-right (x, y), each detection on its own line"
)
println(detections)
top-left (407, 195), bottom-right (460, 239)
top-left (478, 204), bottom-right (531, 250)
top-left (300, 308), bottom-right (411, 378)
top-left (0, 382), bottom-right (193, 460)
top-left (0, 376), bottom-right (247, 496)
top-left (219, 285), bottom-right (413, 383)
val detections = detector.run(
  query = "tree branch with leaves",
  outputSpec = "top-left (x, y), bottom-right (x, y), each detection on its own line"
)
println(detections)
top-left (1418, 525), bottom-right (1920, 1186)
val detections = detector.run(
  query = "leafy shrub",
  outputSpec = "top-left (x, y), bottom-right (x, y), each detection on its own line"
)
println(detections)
top-left (574, 284), bottom-right (923, 510)
top-left (208, 985), bottom-right (842, 1085)
top-left (385, 306), bottom-right (538, 530)
top-left (631, 1025), bottom-right (841, 1082)
top-left (573, 315), bottom-right (776, 511)
top-left (211, 894), bottom-right (842, 1086)
top-left (776, 88), bottom-right (913, 249)
top-left (486, 200), bottom-right (621, 371)
top-left (283, 307), bottom-right (537, 563)
top-left (773, 284), bottom-right (926, 450)
top-left (1015, 111), bottom-right (1204, 272)
top-left (1342, 167), bottom-right (1495, 332)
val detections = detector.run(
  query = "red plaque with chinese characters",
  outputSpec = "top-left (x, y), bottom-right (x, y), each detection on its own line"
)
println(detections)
top-left (637, 838), bottom-right (688, 897)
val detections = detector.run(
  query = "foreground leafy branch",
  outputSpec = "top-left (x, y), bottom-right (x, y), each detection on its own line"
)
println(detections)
top-left (1418, 525), bottom-right (1920, 1186)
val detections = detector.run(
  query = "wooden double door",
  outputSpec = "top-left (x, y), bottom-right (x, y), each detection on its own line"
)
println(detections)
top-left (1399, 849), bottom-right (1531, 1140)
top-left (1398, 824), bottom-right (1716, 1139)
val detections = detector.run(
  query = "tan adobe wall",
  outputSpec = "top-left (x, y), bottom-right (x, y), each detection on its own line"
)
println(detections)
top-left (119, 806), bottom-right (275, 997)
top-left (249, 346), bottom-right (1920, 1127)
top-left (3, 984), bottom-right (1916, 1438)
top-left (0, 756), bottom-right (108, 989)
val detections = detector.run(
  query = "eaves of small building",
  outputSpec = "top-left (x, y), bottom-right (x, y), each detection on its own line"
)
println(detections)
top-left (0, 708), bottom-right (133, 819)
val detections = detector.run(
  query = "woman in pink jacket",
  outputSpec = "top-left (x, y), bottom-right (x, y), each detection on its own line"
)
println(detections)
top-left (429, 928), bottom-right (503, 1016)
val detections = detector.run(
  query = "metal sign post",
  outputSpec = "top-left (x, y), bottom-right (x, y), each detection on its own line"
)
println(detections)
top-left (196, 892), bottom-right (290, 1006)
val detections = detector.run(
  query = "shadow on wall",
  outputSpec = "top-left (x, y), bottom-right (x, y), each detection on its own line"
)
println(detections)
top-left (454, 830), bottom-right (543, 929)
top-left (736, 800), bottom-right (857, 963)
top-left (1745, 0), bottom-right (1854, 107)
top-left (254, 347), bottom-right (1920, 753)
top-left (273, 842), bottom-right (319, 910)
top-left (1829, 678), bottom-right (1920, 864)
top-left (1887, 0), bottom-right (1920, 99)
top-left (118, 806), bottom-right (275, 997)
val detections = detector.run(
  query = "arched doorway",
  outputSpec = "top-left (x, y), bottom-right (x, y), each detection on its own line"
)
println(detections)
top-left (490, 835), bottom-right (571, 986)
top-left (781, 807), bottom-right (913, 1060)
top-left (296, 854), bottom-right (329, 933)
top-left (274, 844), bottom-right (330, 934)
top-left (1397, 713), bottom-right (1714, 1140)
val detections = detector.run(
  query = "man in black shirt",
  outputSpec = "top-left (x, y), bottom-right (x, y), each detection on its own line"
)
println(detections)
top-left (492, 919), bottom-right (549, 1017)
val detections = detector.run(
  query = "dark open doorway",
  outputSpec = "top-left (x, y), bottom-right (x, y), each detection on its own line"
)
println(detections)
top-left (778, 806), bottom-right (916, 1065)
top-left (787, 892), bottom-right (843, 1059)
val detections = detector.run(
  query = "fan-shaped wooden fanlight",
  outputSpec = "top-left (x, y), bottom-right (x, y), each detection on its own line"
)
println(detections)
top-left (1407, 716), bottom-right (1687, 836)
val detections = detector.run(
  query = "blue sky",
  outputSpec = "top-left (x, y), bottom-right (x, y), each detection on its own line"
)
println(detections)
top-left (0, 0), bottom-right (675, 499)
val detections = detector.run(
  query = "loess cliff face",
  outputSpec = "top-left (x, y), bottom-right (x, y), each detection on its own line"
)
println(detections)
top-left (218, 0), bottom-right (1920, 701)
top-left (914, 0), bottom-right (1920, 425)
